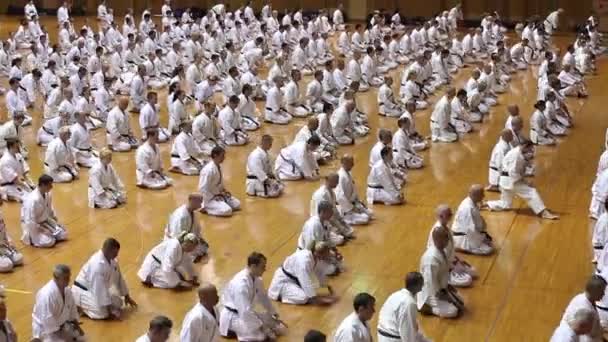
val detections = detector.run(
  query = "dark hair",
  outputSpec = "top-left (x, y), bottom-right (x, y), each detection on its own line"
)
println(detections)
top-left (103, 237), bottom-right (121, 251)
top-left (306, 134), bottom-right (321, 146)
top-left (405, 271), bottom-right (424, 291)
top-left (149, 315), bottom-right (173, 332)
top-left (211, 146), bottom-right (225, 158)
top-left (38, 174), bottom-right (54, 186)
top-left (304, 330), bottom-right (326, 342)
top-left (247, 252), bottom-right (267, 266)
top-left (353, 292), bottom-right (376, 311)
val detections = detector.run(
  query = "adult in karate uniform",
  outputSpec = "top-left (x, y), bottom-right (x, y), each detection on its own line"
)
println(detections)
top-left (378, 76), bottom-right (404, 117)
top-left (559, 275), bottom-right (605, 342)
top-left (218, 96), bottom-right (249, 146)
top-left (44, 126), bottom-right (79, 183)
top-left (130, 65), bottom-right (147, 112)
top-left (377, 272), bottom-right (431, 342)
top-left (335, 155), bottom-right (373, 225)
top-left (267, 242), bottom-right (338, 305)
top-left (452, 185), bottom-right (494, 255)
top-left (72, 238), bottom-right (137, 320)
top-left (274, 135), bottom-right (321, 181)
top-left (220, 252), bottom-right (286, 341)
top-left (21, 175), bottom-right (68, 248)
top-left (550, 308), bottom-right (596, 342)
top-left (32, 264), bottom-right (86, 341)
top-left (487, 130), bottom-right (513, 192)
top-left (0, 139), bottom-right (34, 202)
top-left (544, 8), bottom-right (564, 35)
top-left (136, 315), bottom-right (173, 342)
top-left (135, 129), bottom-right (173, 189)
top-left (0, 197), bottom-right (23, 272)
top-left (69, 112), bottom-right (98, 168)
top-left (193, 102), bottom-right (225, 156)
top-left (246, 135), bottom-right (284, 198)
top-left (170, 121), bottom-right (206, 176)
top-left (284, 70), bottom-right (312, 118)
top-left (487, 140), bottom-right (559, 219)
top-left (393, 117), bottom-right (424, 170)
top-left (430, 89), bottom-right (458, 143)
top-left (88, 148), bottom-right (126, 209)
top-left (0, 111), bottom-right (28, 158)
top-left (199, 146), bottom-right (241, 217)
top-left (331, 101), bottom-right (356, 145)
top-left (419, 224), bottom-right (463, 318)
top-left (106, 98), bottom-right (139, 152)
top-left (180, 284), bottom-right (220, 342)
top-left (164, 194), bottom-right (208, 261)
top-left (137, 232), bottom-right (199, 289)
top-left (367, 146), bottom-right (404, 205)
top-left (334, 293), bottom-right (375, 342)
top-left (310, 174), bottom-right (355, 243)
top-left (265, 77), bottom-right (292, 125)
top-left (139, 92), bottom-right (170, 143)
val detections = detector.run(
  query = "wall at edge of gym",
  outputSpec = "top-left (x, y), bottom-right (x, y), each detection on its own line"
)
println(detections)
top-left (0, 0), bottom-right (594, 28)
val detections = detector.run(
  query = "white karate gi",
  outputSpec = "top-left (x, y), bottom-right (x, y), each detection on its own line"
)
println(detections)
top-left (335, 167), bottom-right (372, 226)
top-left (170, 132), bottom-right (205, 176)
top-left (419, 245), bottom-right (459, 318)
top-left (377, 288), bottom-right (430, 342)
top-left (334, 312), bottom-right (373, 342)
top-left (135, 141), bottom-right (172, 189)
top-left (487, 146), bottom-right (547, 215)
top-left (450, 97), bottom-right (473, 133)
top-left (265, 86), bottom-right (292, 124)
top-left (237, 94), bottom-right (261, 131)
top-left (591, 169), bottom-right (608, 220)
top-left (452, 196), bottom-right (493, 255)
top-left (32, 280), bottom-right (84, 342)
top-left (0, 212), bottom-right (23, 272)
top-left (87, 161), bottom-right (125, 209)
top-left (331, 105), bottom-right (355, 145)
top-left (219, 268), bottom-right (278, 341)
top-left (246, 147), bottom-right (284, 198)
top-left (164, 204), bottom-right (207, 258)
top-left (274, 141), bottom-right (319, 181)
top-left (367, 159), bottom-right (402, 205)
top-left (72, 250), bottom-right (129, 319)
top-left (68, 123), bottom-right (98, 168)
top-left (378, 84), bottom-right (403, 117)
top-left (267, 249), bottom-right (324, 304)
top-left (0, 150), bottom-right (32, 202)
top-left (400, 80), bottom-right (427, 109)
top-left (560, 293), bottom-right (602, 342)
top-left (530, 109), bottom-right (555, 145)
top-left (44, 137), bottom-right (78, 183)
top-left (198, 162), bottom-right (241, 217)
top-left (193, 113), bottom-right (223, 156)
top-left (488, 138), bottom-right (511, 186)
top-left (130, 75), bottom-right (146, 110)
top-left (393, 129), bottom-right (423, 169)
top-left (592, 213), bottom-right (608, 263)
top-left (21, 188), bottom-right (68, 248)
top-left (106, 106), bottom-right (138, 152)
top-left (549, 323), bottom-right (580, 342)
top-left (0, 120), bottom-right (26, 157)
top-left (139, 103), bottom-right (170, 142)
top-left (427, 222), bottom-right (476, 287)
top-left (310, 186), bottom-right (354, 242)
top-left (180, 303), bottom-right (220, 342)
top-left (137, 238), bottom-right (196, 288)
top-left (431, 96), bottom-right (457, 143)
top-left (218, 106), bottom-right (248, 146)
top-left (168, 99), bottom-right (189, 135)
top-left (284, 80), bottom-right (311, 118)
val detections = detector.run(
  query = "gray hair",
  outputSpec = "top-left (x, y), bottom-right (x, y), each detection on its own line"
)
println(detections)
top-left (53, 264), bottom-right (71, 278)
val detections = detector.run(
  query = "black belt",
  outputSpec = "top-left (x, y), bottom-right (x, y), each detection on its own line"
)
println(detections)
top-left (378, 328), bottom-right (400, 339)
top-left (368, 184), bottom-right (383, 189)
top-left (265, 107), bottom-right (274, 111)
top-left (594, 245), bottom-right (604, 250)
top-left (0, 182), bottom-right (14, 186)
top-left (77, 147), bottom-right (92, 152)
top-left (598, 304), bottom-right (608, 312)
top-left (246, 175), bottom-right (257, 179)
top-left (490, 166), bottom-right (499, 171)
top-left (170, 154), bottom-right (180, 158)
top-left (152, 254), bottom-right (162, 264)
top-left (224, 306), bottom-right (238, 314)
top-left (42, 126), bottom-right (53, 135)
top-left (501, 172), bottom-right (508, 176)
top-left (281, 266), bottom-right (301, 287)
top-left (73, 280), bottom-right (88, 291)
top-left (453, 232), bottom-right (466, 236)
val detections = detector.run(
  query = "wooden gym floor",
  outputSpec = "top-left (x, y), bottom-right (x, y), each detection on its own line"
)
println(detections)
top-left (0, 15), bottom-right (602, 341)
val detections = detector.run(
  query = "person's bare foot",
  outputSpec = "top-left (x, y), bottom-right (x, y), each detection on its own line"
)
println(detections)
top-left (541, 210), bottom-right (559, 220)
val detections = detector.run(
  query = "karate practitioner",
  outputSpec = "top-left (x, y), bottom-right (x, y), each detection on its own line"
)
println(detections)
top-left (198, 146), bottom-right (241, 217)
top-left (44, 126), bottom-right (79, 183)
top-left (219, 252), bottom-right (286, 341)
top-left (135, 128), bottom-right (173, 189)
top-left (219, 95), bottom-right (249, 146)
top-left (32, 265), bottom-right (86, 341)
top-left (430, 88), bottom-right (458, 143)
top-left (487, 129), bottom-right (513, 192)
top-left (334, 293), bottom-right (375, 342)
top-left (393, 117), bottom-right (424, 170)
top-left (88, 148), bottom-right (126, 209)
top-left (107, 98), bottom-right (139, 152)
top-left (265, 76), bottom-right (292, 124)
top-left (193, 102), bottom-right (225, 156)
top-left (170, 121), bottom-right (206, 176)
top-left (137, 231), bottom-right (199, 289)
top-left (137, 316), bottom-right (173, 342)
top-left (452, 185), bottom-right (494, 255)
top-left (0, 196), bottom-right (23, 272)
top-left (378, 76), bottom-right (404, 117)
top-left (179, 284), bottom-right (220, 342)
top-left (69, 112), bottom-right (99, 168)
top-left (139, 92), bottom-right (170, 143)
top-left (367, 146), bottom-right (404, 205)
top-left (376, 272), bottom-right (431, 342)
top-left (72, 238), bottom-right (137, 320)
top-left (274, 135), bottom-right (321, 181)
top-left (550, 308), bottom-right (596, 342)
top-left (0, 139), bottom-right (34, 202)
top-left (419, 224), bottom-right (463, 318)
top-left (267, 242), bottom-right (338, 305)
top-left (487, 140), bottom-right (559, 219)
top-left (246, 135), bottom-right (284, 198)
top-left (559, 275), bottom-right (605, 342)
top-left (335, 155), bottom-right (373, 226)
top-left (164, 194), bottom-right (208, 261)
top-left (310, 174), bottom-right (355, 243)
